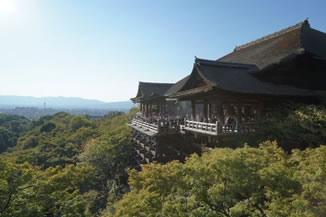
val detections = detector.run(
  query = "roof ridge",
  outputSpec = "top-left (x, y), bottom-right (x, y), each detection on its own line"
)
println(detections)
top-left (233, 19), bottom-right (310, 52)
top-left (195, 58), bottom-right (256, 68)
top-left (139, 81), bottom-right (174, 85)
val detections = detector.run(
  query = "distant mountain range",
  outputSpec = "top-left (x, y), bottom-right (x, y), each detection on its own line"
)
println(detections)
top-left (0, 95), bottom-right (134, 110)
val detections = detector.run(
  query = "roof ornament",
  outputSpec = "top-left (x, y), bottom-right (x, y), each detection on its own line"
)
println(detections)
top-left (195, 56), bottom-right (200, 65)
top-left (303, 18), bottom-right (310, 28)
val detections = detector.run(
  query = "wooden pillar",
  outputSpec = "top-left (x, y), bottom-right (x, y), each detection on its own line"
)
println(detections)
top-left (208, 103), bottom-right (212, 120)
top-left (149, 104), bottom-right (152, 116)
top-left (203, 101), bottom-right (208, 120)
top-left (243, 105), bottom-right (252, 122)
top-left (191, 101), bottom-right (196, 121)
top-left (235, 105), bottom-right (242, 125)
top-left (216, 103), bottom-right (224, 124)
top-left (256, 103), bottom-right (265, 119)
top-left (227, 104), bottom-right (235, 115)
top-left (145, 104), bottom-right (149, 116)
top-left (235, 105), bottom-right (242, 131)
top-left (225, 104), bottom-right (235, 125)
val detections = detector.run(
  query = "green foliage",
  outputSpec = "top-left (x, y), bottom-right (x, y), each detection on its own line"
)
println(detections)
top-left (113, 142), bottom-right (326, 217)
top-left (1, 105), bottom-right (324, 217)
top-left (0, 114), bottom-right (32, 133)
top-left (79, 112), bottom-right (136, 215)
top-left (0, 110), bottom-right (135, 216)
top-left (0, 157), bottom-right (96, 217)
top-left (258, 104), bottom-right (326, 150)
top-left (70, 116), bottom-right (94, 131)
top-left (103, 111), bottom-right (125, 120)
top-left (40, 121), bottom-right (56, 133)
top-left (4, 112), bottom-right (97, 168)
top-left (0, 114), bottom-right (32, 153)
top-left (22, 135), bottom-right (38, 149)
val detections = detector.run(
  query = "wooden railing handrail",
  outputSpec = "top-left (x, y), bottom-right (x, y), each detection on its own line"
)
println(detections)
top-left (182, 120), bottom-right (218, 135)
top-left (182, 120), bottom-right (255, 136)
top-left (184, 120), bottom-right (217, 127)
top-left (130, 118), bottom-right (255, 136)
top-left (131, 118), bottom-right (159, 133)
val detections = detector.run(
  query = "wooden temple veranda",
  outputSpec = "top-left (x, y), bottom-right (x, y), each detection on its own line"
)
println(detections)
top-left (128, 20), bottom-right (326, 164)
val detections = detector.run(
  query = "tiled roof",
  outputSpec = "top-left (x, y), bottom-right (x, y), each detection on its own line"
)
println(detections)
top-left (131, 82), bottom-right (173, 102)
top-left (164, 75), bottom-right (190, 97)
top-left (218, 20), bottom-right (326, 69)
top-left (193, 58), bottom-right (320, 96)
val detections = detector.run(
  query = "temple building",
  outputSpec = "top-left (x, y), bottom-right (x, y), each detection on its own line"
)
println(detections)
top-left (131, 82), bottom-right (173, 117)
top-left (129, 82), bottom-right (198, 164)
top-left (129, 20), bottom-right (326, 164)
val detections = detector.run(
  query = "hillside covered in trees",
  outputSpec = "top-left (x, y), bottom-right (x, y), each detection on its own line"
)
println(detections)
top-left (0, 110), bottom-right (136, 217)
top-left (0, 105), bottom-right (326, 217)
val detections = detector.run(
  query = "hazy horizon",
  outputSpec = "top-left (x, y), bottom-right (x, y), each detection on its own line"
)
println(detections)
top-left (1, 0), bottom-right (326, 101)
top-left (0, 94), bottom-right (130, 103)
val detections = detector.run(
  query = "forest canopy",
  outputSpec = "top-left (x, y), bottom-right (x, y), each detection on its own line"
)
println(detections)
top-left (113, 142), bottom-right (326, 217)
top-left (0, 105), bottom-right (325, 217)
top-left (0, 110), bottom-right (136, 217)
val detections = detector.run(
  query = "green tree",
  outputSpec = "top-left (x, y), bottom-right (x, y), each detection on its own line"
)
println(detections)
top-left (40, 121), bottom-right (56, 133)
top-left (113, 142), bottom-right (326, 217)
top-left (70, 116), bottom-right (94, 131)
top-left (79, 115), bottom-right (135, 215)
top-left (1, 110), bottom-right (137, 216)
top-left (0, 114), bottom-right (32, 153)
top-left (0, 157), bottom-right (96, 217)
top-left (4, 112), bottom-right (96, 168)
top-left (258, 104), bottom-right (326, 151)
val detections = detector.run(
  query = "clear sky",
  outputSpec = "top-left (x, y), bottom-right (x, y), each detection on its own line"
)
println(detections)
top-left (1, 0), bottom-right (326, 102)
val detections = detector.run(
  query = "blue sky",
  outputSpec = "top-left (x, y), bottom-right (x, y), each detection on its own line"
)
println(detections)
top-left (0, 0), bottom-right (326, 102)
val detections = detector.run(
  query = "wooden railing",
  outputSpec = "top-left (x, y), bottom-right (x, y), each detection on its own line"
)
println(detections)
top-left (181, 120), bottom-right (219, 136)
top-left (131, 118), bottom-right (255, 136)
top-left (130, 118), bottom-right (159, 133)
top-left (129, 118), bottom-right (179, 135)
top-left (181, 120), bottom-right (255, 136)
